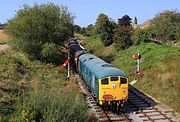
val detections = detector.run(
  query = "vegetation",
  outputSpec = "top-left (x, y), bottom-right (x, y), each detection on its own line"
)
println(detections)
top-left (1, 3), bottom-right (96, 121)
top-left (0, 49), bottom-right (95, 122)
top-left (0, 23), bottom-right (6, 29)
top-left (0, 30), bottom-right (9, 44)
top-left (113, 15), bottom-right (133, 49)
top-left (94, 13), bottom-right (114, 46)
top-left (82, 35), bottom-right (180, 113)
top-left (5, 3), bottom-right (74, 63)
top-left (131, 28), bottom-right (152, 45)
top-left (148, 10), bottom-right (180, 42)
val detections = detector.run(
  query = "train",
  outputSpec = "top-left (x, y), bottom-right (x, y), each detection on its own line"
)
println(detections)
top-left (69, 38), bottom-right (128, 111)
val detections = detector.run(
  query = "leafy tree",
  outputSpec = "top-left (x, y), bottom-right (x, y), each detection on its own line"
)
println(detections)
top-left (41, 42), bottom-right (63, 64)
top-left (74, 25), bottom-right (81, 33)
top-left (94, 13), bottom-right (114, 46)
top-left (131, 28), bottom-right (152, 45)
top-left (5, 3), bottom-right (74, 63)
top-left (79, 27), bottom-right (87, 36)
top-left (149, 10), bottom-right (180, 42)
top-left (113, 15), bottom-right (133, 49)
top-left (85, 24), bottom-right (94, 36)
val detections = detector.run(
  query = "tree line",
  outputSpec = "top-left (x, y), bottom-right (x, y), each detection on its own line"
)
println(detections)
top-left (76, 10), bottom-right (180, 48)
top-left (4, 2), bottom-right (180, 64)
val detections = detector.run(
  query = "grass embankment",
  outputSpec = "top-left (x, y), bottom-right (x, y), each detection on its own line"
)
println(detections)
top-left (82, 35), bottom-right (180, 113)
top-left (0, 30), bottom-right (9, 45)
top-left (0, 49), bottom-right (95, 121)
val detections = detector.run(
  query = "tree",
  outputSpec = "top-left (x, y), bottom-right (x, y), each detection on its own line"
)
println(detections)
top-left (149, 10), bottom-right (180, 42)
top-left (85, 24), bottom-right (94, 36)
top-left (74, 25), bottom-right (81, 33)
top-left (5, 3), bottom-right (74, 63)
top-left (113, 15), bottom-right (133, 49)
top-left (79, 27), bottom-right (87, 36)
top-left (131, 28), bottom-right (152, 45)
top-left (94, 13), bottom-right (114, 46)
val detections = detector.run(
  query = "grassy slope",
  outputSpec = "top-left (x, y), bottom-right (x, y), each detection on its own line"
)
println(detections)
top-left (82, 35), bottom-right (180, 113)
top-left (0, 49), bottom-right (95, 121)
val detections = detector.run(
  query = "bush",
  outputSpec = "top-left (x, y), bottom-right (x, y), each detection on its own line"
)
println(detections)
top-left (41, 42), bottom-right (63, 64)
top-left (100, 31), bottom-right (113, 46)
top-left (15, 85), bottom-right (95, 122)
top-left (149, 10), bottom-right (180, 42)
top-left (5, 3), bottom-right (74, 62)
top-left (131, 28), bottom-right (152, 45)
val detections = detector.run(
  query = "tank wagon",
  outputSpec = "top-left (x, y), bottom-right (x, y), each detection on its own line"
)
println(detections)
top-left (69, 38), bottom-right (128, 110)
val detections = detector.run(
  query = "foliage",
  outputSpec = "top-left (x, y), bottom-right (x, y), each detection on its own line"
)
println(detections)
top-left (0, 23), bottom-right (6, 29)
top-left (79, 27), bottom-right (87, 36)
top-left (85, 24), bottom-right (94, 36)
top-left (149, 10), bottom-right (180, 42)
top-left (15, 85), bottom-right (95, 122)
top-left (94, 13), bottom-right (114, 46)
top-left (41, 42), bottom-right (63, 64)
top-left (74, 25), bottom-right (81, 33)
top-left (131, 28), bottom-right (152, 45)
top-left (0, 49), bottom-right (95, 121)
top-left (5, 3), bottom-right (74, 62)
top-left (113, 15), bottom-right (133, 49)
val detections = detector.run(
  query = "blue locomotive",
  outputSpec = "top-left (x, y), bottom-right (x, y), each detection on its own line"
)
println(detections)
top-left (69, 38), bottom-right (128, 110)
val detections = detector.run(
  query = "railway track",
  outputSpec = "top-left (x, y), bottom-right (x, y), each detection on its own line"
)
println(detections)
top-left (75, 74), bottom-right (178, 122)
top-left (127, 85), bottom-right (177, 122)
top-left (76, 74), bottom-right (132, 122)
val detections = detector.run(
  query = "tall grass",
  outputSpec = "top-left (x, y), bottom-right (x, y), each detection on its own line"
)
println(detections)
top-left (0, 49), bottom-right (96, 121)
top-left (14, 84), bottom-right (95, 122)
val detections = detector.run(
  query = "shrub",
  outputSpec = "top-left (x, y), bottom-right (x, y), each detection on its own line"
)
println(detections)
top-left (15, 85), bottom-right (95, 122)
top-left (41, 42), bottom-right (63, 64)
top-left (5, 3), bottom-right (74, 62)
top-left (131, 28), bottom-right (152, 45)
top-left (149, 10), bottom-right (180, 42)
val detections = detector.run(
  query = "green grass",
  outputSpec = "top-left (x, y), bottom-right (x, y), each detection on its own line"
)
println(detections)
top-left (83, 35), bottom-right (180, 113)
top-left (0, 49), bottom-right (95, 122)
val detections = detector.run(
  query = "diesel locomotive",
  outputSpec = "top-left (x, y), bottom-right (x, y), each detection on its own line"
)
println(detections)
top-left (69, 38), bottom-right (128, 110)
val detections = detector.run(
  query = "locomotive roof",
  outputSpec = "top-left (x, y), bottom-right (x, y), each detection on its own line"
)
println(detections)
top-left (79, 53), bottom-right (127, 79)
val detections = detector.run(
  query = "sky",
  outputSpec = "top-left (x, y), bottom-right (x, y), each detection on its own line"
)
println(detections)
top-left (0, 0), bottom-right (179, 27)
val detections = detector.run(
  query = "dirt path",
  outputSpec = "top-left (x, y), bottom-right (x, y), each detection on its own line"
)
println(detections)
top-left (0, 44), bottom-right (9, 52)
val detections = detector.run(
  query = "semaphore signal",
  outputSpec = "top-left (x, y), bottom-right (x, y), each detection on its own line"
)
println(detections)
top-left (132, 51), bottom-right (141, 75)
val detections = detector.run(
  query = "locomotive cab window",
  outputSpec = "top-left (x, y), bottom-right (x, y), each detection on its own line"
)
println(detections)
top-left (120, 77), bottom-right (127, 84)
top-left (101, 78), bottom-right (109, 85)
top-left (111, 77), bottom-right (118, 81)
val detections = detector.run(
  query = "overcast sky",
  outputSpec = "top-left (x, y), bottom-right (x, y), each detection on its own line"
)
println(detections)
top-left (0, 0), bottom-right (179, 27)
